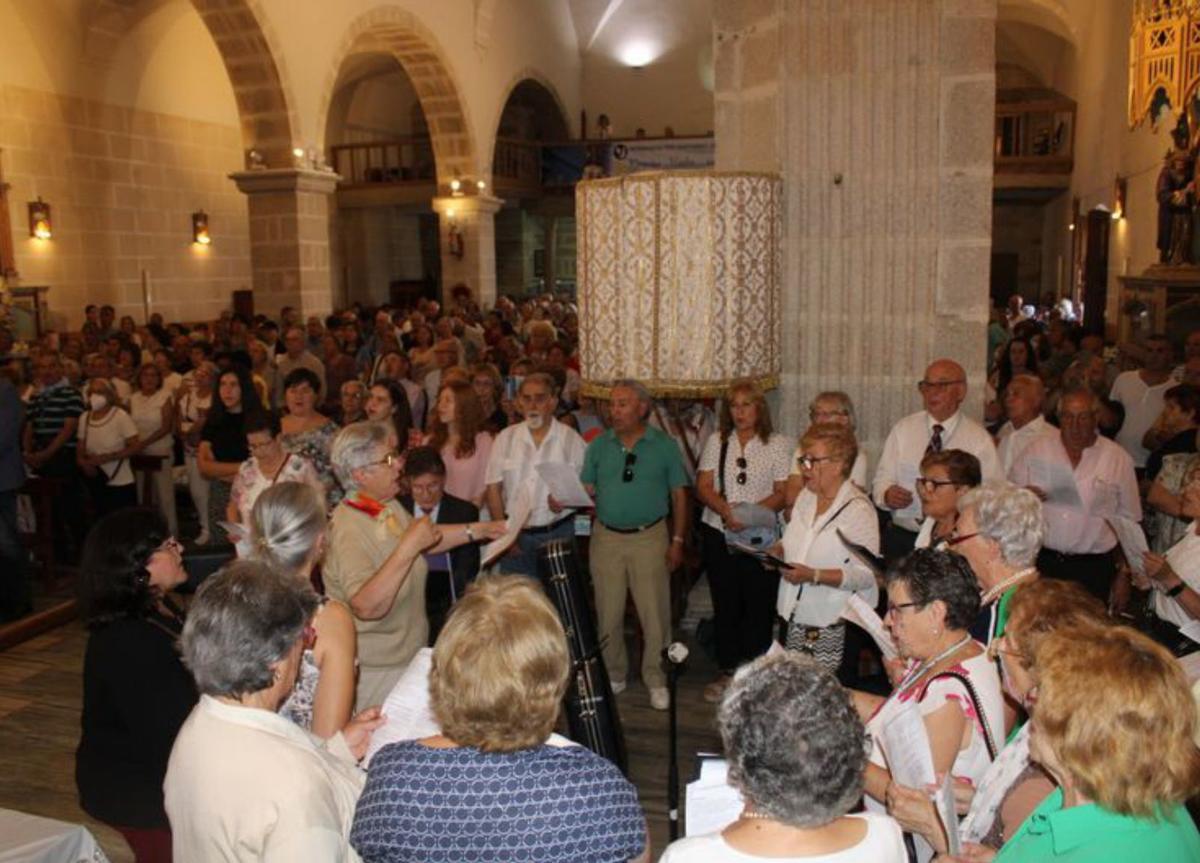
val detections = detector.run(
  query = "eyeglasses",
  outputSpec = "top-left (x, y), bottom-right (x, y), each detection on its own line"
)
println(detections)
top-left (886, 600), bottom-right (925, 615)
top-left (798, 454), bottom-right (835, 470)
top-left (810, 409), bottom-right (848, 421)
top-left (365, 451), bottom-right (403, 470)
top-left (623, 451), bottom-right (637, 482)
top-left (946, 531), bottom-right (979, 546)
top-left (736, 456), bottom-right (748, 485)
top-left (916, 476), bottom-right (957, 491)
top-left (917, 379), bottom-right (965, 392)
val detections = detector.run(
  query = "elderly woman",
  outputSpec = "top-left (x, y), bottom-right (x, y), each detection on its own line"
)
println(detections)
top-left (323, 421), bottom-right (503, 709)
top-left (248, 482), bottom-right (357, 739)
top-left (1142, 457), bottom-right (1200, 648)
top-left (887, 579), bottom-right (1106, 854)
top-left (350, 575), bottom-right (648, 863)
top-left (915, 449), bottom-right (981, 550)
top-left (130, 363), bottom-right (178, 536)
top-left (853, 550), bottom-right (1004, 861)
top-left (695, 379), bottom-right (793, 701)
top-left (661, 653), bottom-right (905, 862)
top-left (77, 376), bottom-right (140, 515)
top-left (280, 367), bottom-right (342, 508)
top-left (786, 391), bottom-right (868, 505)
top-left (951, 481), bottom-right (1044, 645)
top-left (75, 508), bottom-right (195, 863)
top-left (775, 424), bottom-right (879, 679)
top-left (948, 625), bottom-right (1200, 862)
top-left (228, 409), bottom-right (323, 525)
top-left (165, 561), bottom-right (382, 862)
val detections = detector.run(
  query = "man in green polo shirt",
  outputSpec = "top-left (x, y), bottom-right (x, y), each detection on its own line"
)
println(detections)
top-left (581, 379), bottom-right (689, 711)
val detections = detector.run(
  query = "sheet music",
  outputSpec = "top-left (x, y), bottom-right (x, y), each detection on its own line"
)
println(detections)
top-left (840, 593), bottom-right (898, 660)
top-left (534, 462), bottom-right (594, 508)
top-left (1028, 458), bottom-right (1083, 507)
top-left (685, 758), bottom-right (744, 837)
top-left (363, 648), bottom-right (439, 767)
top-left (936, 773), bottom-right (962, 856)
top-left (1179, 619), bottom-right (1200, 645)
top-left (481, 483), bottom-right (534, 567)
top-left (881, 700), bottom-right (937, 790)
top-left (895, 462), bottom-right (923, 521)
top-left (1106, 517), bottom-right (1149, 576)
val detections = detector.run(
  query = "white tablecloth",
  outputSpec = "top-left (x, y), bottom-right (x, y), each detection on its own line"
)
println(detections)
top-left (0, 809), bottom-right (110, 863)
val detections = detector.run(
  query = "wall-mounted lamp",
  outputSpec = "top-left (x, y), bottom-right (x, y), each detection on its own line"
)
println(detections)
top-left (28, 198), bottom-right (51, 239)
top-left (1112, 176), bottom-right (1127, 221)
top-left (1068, 222), bottom-right (1076, 232)
top-left (476, 180), bottom-right (487, 192)
top-left (450, 178), bottom-right (463, 197)
top-left (192, 210), bottom-right (211, 245)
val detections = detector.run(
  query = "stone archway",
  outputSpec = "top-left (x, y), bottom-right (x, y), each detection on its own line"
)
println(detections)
top-left (317, 6), bottom-right (478, 191)
top-left (82, 0), bottom-right (297, 166)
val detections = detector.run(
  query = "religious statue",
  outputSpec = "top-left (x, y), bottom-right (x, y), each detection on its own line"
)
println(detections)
top-left (1156, 147), bottom-right (1195, 265)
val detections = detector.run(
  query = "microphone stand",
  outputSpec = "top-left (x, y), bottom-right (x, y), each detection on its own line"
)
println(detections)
top-left (663, 642), bottom-right (689, 841)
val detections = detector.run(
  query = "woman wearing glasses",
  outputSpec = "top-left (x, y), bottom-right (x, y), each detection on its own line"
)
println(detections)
top-left (851, 549), bottom-right (1003, 862)
top-left (785, 392), bottom-right (867, 510)
top-left (914, 449), bottom-right (981, 550)
top-left (324, 421), bottom-right (504, 710)
top-left (775, 424), bottom-right (879, 679)
top-left (75, 508), bottom-right (196, 863)
top-left (696, 380), bottom-right (794, 703)
top-left (227, 409), bottom-right (323, 525)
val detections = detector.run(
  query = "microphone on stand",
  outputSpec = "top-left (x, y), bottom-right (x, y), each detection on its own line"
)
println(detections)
top-left (663, 640), bottom-right (689, 841)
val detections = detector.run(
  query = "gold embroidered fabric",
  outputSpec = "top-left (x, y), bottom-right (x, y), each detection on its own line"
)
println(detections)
top-left (577, 171), bottom-right (782, 399)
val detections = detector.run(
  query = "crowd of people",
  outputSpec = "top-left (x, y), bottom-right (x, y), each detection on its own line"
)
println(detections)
top-left (3, 288), bottom-right (1200, 861)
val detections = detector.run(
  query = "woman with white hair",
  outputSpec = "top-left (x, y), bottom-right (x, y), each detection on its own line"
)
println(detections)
top-left (949, 481), bottom-right (1045, 645)
top-left (248, 481), bottom-right (357, 739)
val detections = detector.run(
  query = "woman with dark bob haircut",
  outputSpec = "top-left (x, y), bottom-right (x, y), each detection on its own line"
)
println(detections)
top-left (75, 507), bottom-right (196, 863)
top-left (850, 549), bottom-right (1004, 861)
top-left (660, 652), bottom-right (905, 861)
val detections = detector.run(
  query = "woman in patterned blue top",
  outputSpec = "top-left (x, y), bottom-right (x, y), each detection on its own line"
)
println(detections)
top-left (351, 574), bottom-right (648, 862)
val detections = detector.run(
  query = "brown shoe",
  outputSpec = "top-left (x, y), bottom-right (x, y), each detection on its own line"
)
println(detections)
top-left (703, 674), bottom-right (732, 704)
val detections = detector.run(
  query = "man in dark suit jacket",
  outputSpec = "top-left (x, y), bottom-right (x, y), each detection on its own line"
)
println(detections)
top-left (400, 446), bottom-right (481, 643)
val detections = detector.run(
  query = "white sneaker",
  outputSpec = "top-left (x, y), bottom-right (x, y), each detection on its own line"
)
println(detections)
top-left (194, 531), bottom-right (210, 546)
top-left (610, 679), bottom-right (627, 695)
top-left (649, 686), bottom-right (670, 711)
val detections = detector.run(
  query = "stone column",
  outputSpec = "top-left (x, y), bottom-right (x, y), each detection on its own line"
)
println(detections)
top-left (229, 168), bottom-right (340, 319)
top-left (431, 194), bottom-right (503, 308)
top-left (714, 0), bottom-right (996, 455)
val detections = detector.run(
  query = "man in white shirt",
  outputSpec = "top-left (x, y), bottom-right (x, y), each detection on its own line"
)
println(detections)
top-left (1010, 387), bottom-right (1141, 602)
top-left (484, 373), bottom-right (586, 576)
top-left (274, 326), bottom-right (326, 405)
top-left (1109, 333), bottom-right (1173, 470)
top-left (995, 374), bottom-right (1051, 476)
top-left (873, 358), bottom-right (1000, 560)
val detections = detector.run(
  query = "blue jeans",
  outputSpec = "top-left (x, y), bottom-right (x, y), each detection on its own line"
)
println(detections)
top-left (500, 517), bottom-right (576, 577)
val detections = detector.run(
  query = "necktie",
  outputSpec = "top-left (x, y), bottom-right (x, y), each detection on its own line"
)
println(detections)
top-left (927, 424), bottom-right (944, 455)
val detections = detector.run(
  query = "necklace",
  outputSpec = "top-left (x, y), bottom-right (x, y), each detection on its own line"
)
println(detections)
top-left (741, 809), bottom-right (775, 821)
top-left (897, 634), bottom-right (973, 696)
top-left (981, 567), bottom-right (1037, 604)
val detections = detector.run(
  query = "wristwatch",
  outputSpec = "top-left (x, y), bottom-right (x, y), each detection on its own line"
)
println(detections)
top-left (465, 524), bottom-right (476, 542)
top-left (1166, 580), bottom-right (1187, 598)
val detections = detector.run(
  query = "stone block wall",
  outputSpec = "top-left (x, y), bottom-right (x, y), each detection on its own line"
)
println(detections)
top-left (0, 84), bottom-right (251, 329)
top-left (714, 0), bottom-right (996, 458)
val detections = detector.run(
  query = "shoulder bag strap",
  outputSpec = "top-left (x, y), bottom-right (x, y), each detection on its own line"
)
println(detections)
top-left (923, 670), bottom-right (998, 761)
top-left (718, 436), bottom-right (729, 498)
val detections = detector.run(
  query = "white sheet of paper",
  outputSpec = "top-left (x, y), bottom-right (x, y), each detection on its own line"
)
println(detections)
top-left (936, 773), bottom-right (962, 856)
top-left (881, 700), bottom-right (937, 790)
top-left (1029, 458), bottom-right (1083, 507)
top-left (685, 758), bottom-right (744, 837)
top-left (363, 648), bottom-right (439, 768)
top-left (535, 461), bottom-right (594, 508)
top-left (895, 462), bottom-right (923, 521)
top-left (1180, 619), bottom-right (1200, 645)
top-left (481, 483), bottom-right (534, 567)
top-left (840, 594), bottom-right (898, 660)
top-left (1107, 517), bottom-right (1149, 576)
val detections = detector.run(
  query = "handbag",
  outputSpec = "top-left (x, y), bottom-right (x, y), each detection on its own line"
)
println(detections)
top-left (718, 437), bottom-right (780, 548)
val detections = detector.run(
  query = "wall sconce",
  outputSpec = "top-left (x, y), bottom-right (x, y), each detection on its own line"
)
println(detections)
top-left (192, 210), bottom-right (211, 245)
top-left (449, 178), bottom-right (463, 197)
top-left (28, 198), bottom-right (51, 239)
top-left (1112, 176), bottom-right (1127, 221)
top-left (446, 209), bottom-right (464, 259)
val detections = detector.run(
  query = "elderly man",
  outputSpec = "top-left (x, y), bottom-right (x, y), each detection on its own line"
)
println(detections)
top-left (274, 325), bottom-right (326, 406)
top-left (582, 380), bottom-right (689, 710)
top-left (872, 358), bottom-right (1000, 559)
top-left (324, 421), bottom-right (501, 709)
top-left (1110, 333), bottom-right (1174, 470)
top-left (1010, 388), bottom-right (1141, 602)
top-left (995, 374), bottom-right (1051, 476)
top-left (484, 373), bottom-right (586, 576)
top-left (337, 379), bottom-right (368, 426)
top-left (422, 338), bottom-right (461, 405)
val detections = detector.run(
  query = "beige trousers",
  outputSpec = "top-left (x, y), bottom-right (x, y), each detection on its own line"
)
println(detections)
top-left (590, 520), bottom-right (670, 689)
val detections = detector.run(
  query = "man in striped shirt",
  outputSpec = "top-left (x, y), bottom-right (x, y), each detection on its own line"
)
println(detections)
top-left (23, 352), bottom-right (86, 556)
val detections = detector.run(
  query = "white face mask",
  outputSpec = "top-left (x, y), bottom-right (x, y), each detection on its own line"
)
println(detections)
top-left (89, 393), bottom-right (108, 411)
top-left (526, 413), bottom-right (545, 431)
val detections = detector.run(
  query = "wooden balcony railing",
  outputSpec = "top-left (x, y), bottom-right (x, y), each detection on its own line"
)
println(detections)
top-left (994, 89), bottom-right (1076, 175)
top-left (329, 137), bottom-right (435, 187)
top-left (492, 137), bottom-right (542, 192)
